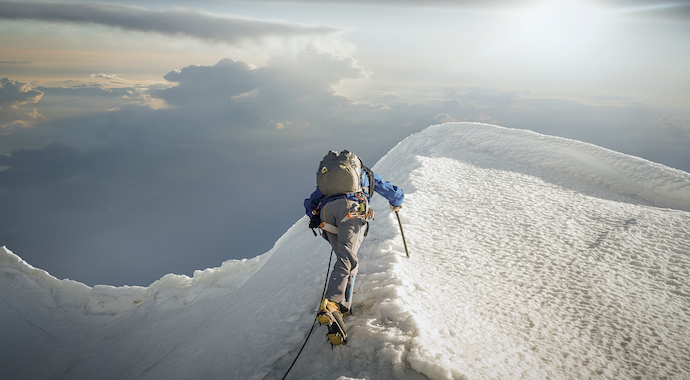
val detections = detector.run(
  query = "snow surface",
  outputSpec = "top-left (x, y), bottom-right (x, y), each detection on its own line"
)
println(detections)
top-left (1, 122), bottom-right (689, 379)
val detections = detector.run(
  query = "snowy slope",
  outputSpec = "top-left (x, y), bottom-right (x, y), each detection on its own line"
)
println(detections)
top-left (1, 122), bottom-right (689, 380)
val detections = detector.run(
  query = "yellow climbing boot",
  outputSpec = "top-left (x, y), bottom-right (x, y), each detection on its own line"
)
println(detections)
top-left (317, 299), bottom-right (340, 325)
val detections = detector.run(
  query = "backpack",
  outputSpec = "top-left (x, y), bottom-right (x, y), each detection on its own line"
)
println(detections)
top-left (317, 150), bottom-right (374, 198)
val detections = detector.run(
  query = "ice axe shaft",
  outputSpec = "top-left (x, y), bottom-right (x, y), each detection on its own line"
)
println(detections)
top-left (395, 210), bottom-right (409, 258)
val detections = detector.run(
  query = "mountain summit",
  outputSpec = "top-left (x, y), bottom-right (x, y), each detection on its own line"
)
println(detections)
top-left (2, 122), bottom-right (689, 379)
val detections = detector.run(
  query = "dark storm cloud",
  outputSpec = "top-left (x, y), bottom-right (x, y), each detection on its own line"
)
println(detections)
top-left (0, 1), bottom-right (340, 43)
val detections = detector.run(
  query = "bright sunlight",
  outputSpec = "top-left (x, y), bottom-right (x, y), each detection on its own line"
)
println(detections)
top-left (514, 0), bottom-right (609, 55)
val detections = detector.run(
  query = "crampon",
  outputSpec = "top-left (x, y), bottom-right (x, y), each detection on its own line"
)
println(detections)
top-left (317, 299), bottom-right (348, 347)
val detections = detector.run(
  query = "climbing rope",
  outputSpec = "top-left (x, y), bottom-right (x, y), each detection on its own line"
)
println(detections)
top-left (281, 249), bottom-right (333, 380)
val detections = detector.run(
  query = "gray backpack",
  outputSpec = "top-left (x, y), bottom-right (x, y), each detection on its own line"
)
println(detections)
top-left (317, 150), bottom-right (373, 197)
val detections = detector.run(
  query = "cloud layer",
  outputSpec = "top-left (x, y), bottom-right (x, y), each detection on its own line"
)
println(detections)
top-left (0, 51), bottom-right (426, 286)
top-left (0, 77), bottom-right (43, 108)
top-left (1, 46), bottom-right (688, 286)
top-left (0, 1), bottom-right (340, 43)
top-left (0, 78), bottom-right (44, 131)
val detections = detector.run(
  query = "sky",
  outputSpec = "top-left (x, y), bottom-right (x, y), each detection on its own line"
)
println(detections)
top-left (1, 0), bottom-right (689, 286)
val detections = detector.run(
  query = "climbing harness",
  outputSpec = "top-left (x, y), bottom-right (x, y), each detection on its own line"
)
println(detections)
top-left (316, 193), bottom-right (373, 236)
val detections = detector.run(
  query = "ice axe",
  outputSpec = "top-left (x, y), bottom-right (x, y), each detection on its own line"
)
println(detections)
top-left (395, 210), bottom-right (409, 258)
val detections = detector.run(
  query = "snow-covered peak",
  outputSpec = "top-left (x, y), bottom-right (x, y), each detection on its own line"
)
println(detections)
top-left (2, 123), bottom-right (688, 379)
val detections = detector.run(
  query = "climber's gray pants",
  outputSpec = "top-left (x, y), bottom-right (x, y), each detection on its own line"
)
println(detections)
top-left (321, 197), bottom-right (366, 309)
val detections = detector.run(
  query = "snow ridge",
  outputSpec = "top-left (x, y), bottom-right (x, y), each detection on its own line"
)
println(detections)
top-left (1, 122), bottom-right (689, 379)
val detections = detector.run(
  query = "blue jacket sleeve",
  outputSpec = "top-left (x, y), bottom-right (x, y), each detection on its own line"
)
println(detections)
top-left (304, 188), bottom-right (324, 216)
top-left (362, 170), bottom-right (404, 207)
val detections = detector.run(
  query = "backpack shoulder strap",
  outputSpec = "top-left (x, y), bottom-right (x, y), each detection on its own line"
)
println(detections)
top-left (359, 158), bottom-right (375, 199)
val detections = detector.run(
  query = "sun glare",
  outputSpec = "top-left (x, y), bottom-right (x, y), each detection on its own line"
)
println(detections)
top-left (515, 1), bottom-right (609, 55)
